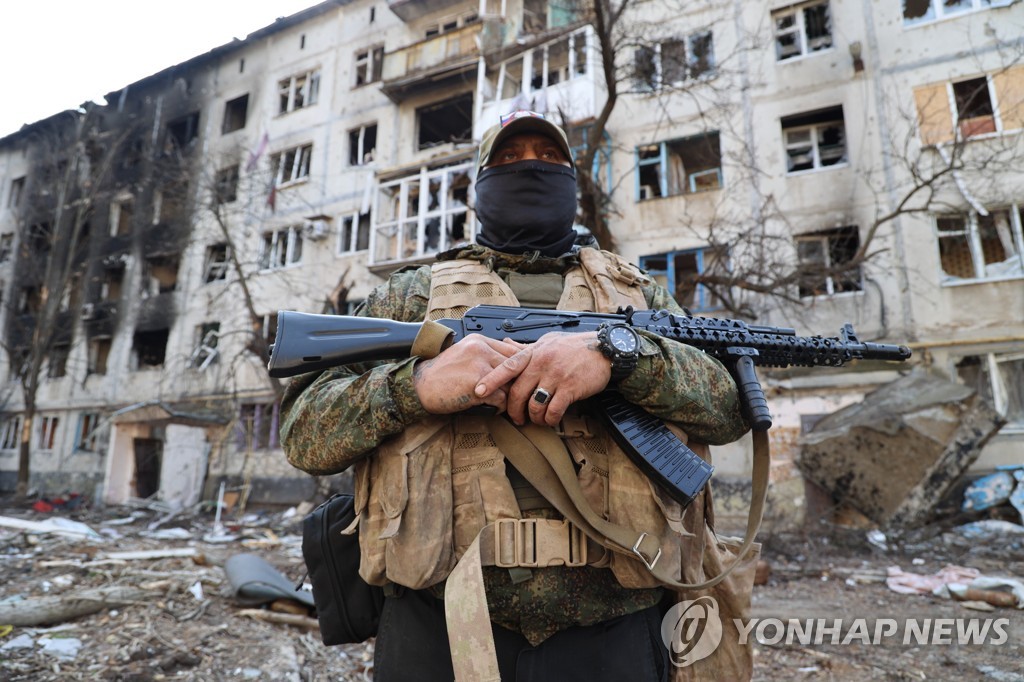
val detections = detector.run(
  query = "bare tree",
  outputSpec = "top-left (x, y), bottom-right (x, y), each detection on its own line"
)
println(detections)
top-left (2, 108), bottom-right (135, 498)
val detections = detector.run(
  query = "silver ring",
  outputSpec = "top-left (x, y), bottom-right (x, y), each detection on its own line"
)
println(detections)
top-left (533, 388), bottom-right (551, 405)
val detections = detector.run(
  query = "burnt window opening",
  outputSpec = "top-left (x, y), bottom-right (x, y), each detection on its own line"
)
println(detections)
top-left (165, 111), bottom-right (200, 153)
top-left (9, 348), bottom-right (30, 379)
top-left (190, 322), bottom-right (220, 369)
top-left (222, 94), bottom-right (249, 134)
top-left (0, 234), bottom-right (13, 262)
top-left (101, 265), bottom-right (125, 302)
top-left (132, 329), bottom-right (169, 369)
top-left (143, 255), bottom-right (179, 296)
top-left (204, 243), bottom-right (231, 283)
top-left (18, 286), bottom-right (42, 314)
top-left (48, 344), bottom-right (70, 379)
top-left (349, 124), bottom-right (378, 166)
top-left (796, 226), bottom-right (863, 297)
top-left (27, 222), bottom-right (51, 255)
top-left (88, 337), bottom-right (111, 375)
top-left (37, 416), bottom-right (59, 450)
top-left (952, 77), bottom-right (996, 138)
top-left (76, 412), bottom-right (101, 451)
top-left (354, 46), bottom-right (384, 86)
top-left (154, 180), bottom-right (190, 223)
top-left (215, 165), bottom-right (240, 204)
top-left (782, 105), bottom-right (847, 172)
top-left (8, 176), bottom-right (25, 208)
top-left (416, 94), bottom-right (473, 150)
top-left (110, 198), bottom-right (133, 236)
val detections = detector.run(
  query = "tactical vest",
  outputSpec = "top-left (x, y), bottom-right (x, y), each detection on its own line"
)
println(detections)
top-left (351, 247), bottom-right (710, 591)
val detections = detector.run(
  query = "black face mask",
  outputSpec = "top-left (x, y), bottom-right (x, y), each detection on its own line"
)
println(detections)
top-left (474, 160), bottom-right (578, 258)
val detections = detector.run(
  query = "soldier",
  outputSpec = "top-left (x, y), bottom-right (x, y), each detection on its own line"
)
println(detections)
top-left (280, 110), bottom-right (749, 681)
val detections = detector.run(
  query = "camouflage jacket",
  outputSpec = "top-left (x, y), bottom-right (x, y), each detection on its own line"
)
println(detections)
top-left (280, 244), bottom-right (748, 644)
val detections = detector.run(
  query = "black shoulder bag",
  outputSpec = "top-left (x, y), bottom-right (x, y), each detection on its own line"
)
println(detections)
top-left (302, 493), bottom-right (385, 645)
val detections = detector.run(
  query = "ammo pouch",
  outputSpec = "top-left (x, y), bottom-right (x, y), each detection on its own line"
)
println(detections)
top-left (302, 493), bottom-right (385, 645)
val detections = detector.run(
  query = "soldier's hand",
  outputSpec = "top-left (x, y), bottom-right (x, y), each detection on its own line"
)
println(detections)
top-left (475, 332), bottom-right (612, 427)
top-left (413, 334), bottom-right (520, 414)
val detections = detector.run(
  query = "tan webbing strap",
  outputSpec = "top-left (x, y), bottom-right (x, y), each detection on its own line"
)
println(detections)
top-left (444, 531), bottom-right (501, 682)
top-left (410, 319), bottom-right (455, 359)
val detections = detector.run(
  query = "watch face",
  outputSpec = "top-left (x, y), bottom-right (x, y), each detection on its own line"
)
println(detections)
top-left (608, 326), bottom-right (639, 353)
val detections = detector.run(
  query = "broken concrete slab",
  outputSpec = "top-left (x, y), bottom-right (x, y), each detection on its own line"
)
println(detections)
top-left (797, 370), bottom-right (1005, 529)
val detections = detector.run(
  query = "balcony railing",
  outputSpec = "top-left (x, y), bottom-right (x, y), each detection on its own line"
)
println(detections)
top-left (380, 22), bottom-right (482, 101)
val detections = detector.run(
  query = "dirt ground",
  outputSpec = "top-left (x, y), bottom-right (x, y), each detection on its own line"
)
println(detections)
top-left (2, 496), bottom-right (1023, 682)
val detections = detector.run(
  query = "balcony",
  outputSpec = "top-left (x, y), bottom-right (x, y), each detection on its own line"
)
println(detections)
top-left (380, 22), bottom-right (482, 102)
top-left (387, 0), bottom-right (469, 22)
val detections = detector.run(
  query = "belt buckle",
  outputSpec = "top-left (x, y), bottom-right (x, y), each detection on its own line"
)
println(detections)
top-left (493, 518), bottom-right (589, 568)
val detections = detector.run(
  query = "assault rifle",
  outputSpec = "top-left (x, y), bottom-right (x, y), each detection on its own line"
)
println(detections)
top-left (268, 305), bottom-right (911, 506)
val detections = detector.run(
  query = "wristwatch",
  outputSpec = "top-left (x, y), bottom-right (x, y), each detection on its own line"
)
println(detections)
top-left (596, 323), bottom-right (641, 382)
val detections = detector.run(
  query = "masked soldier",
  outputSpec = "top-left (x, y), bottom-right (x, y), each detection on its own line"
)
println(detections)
top-left (280, 111), bottom-right (749, 681)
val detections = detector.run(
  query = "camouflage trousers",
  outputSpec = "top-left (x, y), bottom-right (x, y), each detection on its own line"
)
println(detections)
top-left (372, 588), bottom-right (668, 681)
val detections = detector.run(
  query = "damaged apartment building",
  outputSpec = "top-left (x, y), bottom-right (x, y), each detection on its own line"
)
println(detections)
top-left (0, 0), bottom-right (1022, 517)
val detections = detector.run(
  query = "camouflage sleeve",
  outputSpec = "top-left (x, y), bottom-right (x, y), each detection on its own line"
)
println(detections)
top-left (614, 282), bottom-right (749, 445)
top-left (279, 267), bottom-right (433, 475)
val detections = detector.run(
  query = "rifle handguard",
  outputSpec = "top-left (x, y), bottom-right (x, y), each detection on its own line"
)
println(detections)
top-left (410, 319), bottom-right (456, 360)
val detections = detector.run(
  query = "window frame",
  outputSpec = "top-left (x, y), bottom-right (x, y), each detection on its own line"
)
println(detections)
top-left (782, 107), bottom-right (848, 174)
top-left (75, 412), bottom-right (101, 452)
top-left (259, 226), bottom-right (304, 271)
top-left (7, 176), bottom-right (25, 209)
top-left (0, 415), bottom-right (21, 450)
top-left (354, 45), bottom-right (385, 87)
top-left (338, 212), bottom-right (371, 254)
top-left (794, 226), bottom-right (864, 298)
top-left (236, 401), bottom-right (281, 450)
top-left (277, 69), bottom-right (321, 115)
top-left (634, 132), bottom-right (724, 201)
top-left (203, 243), bottom-right (231, 283)
top-left (772, 0), bottom-right (833, 62)
top-left (37, 415), bottom-right (60, 451)
top-left (903, 0), bottom-right (1013, 27)
top-left (348, 123), bottom-right (378, 166)
top-left (935, 205), bottom-right (1024, 284)
top-left (639, 247), bottom-right (729, 313)
top-left (633, 31), bottom-right (715, 92)
top-left (270, 143), bottom-right (313, 187)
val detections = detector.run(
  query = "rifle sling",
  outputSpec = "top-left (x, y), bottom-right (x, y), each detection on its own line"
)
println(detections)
top-left (444, 417), bottom-right (769, 682)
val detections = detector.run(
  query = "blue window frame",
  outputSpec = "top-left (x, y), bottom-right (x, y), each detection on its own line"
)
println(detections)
top-left (640, 247), bottom-right (726, 312)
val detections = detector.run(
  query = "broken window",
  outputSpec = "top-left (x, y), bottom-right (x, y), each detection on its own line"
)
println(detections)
top-left (339, 212), bottom-right (371, 253)
top-left (956, 353), bottom-right (1024, 429)
top-left (7, 176), bottom-right (25, 209)
top-left (260, 226), bottom-right (303, 270)
top-left (101, 265), bottom-right (124, 302)
top-left (773, 1), bottom-right (832, 61)
top-left (424, 10), bottom-right (478, 37)
top-left (37, 416), bottom-right (59, 450)
top-left (190, 322), bottom-right (220, 369)
top-left (142, 255), bottom-right (179, 296)
top-left (28, 222), bottom-right (51, 255)
top-left (903, 0), bottom-right (1012, 25)
top-left (0, 415), bottom-right (21, 450)
top-left (270, 143), bottom-right (313, 186)
top-left (47, 344), bottom-right (70, 379)
top-left (0, 234), bottom-right (12, 262)
top-left (936, 206), bottom-right (1024, 282)
top-left (633, 32), bottom-right (714, 91)
top-left (522, 0), bottom-right (582, 33)
top-left (640, 247), bottom-right (729, 312)
top-left (76, 412), bottom-right (101, 451)
top-left (782, 106), bottom-right (847, 172)
top-left (204, 243), bottom-right (231, 283)
top-left (222, 94), bottom-right (249, 133)
top-left (89, 337), bottom-right (112, 375)
top-left (371, 162), bottom-right (471, 264)
top-left (349, 124), bottom-right (378, 166)
top-left (132, 329), bottom-right (169, 369)
top-left (952, 77), bottom-right (996, 138)
top-left (236, 402), bottom-right (280, 450)
top-left (795, 226), bottom-right (863, 297)
top-left (155, 180), bottom-right (189, 222)
top-left (165, 111), bottom-right (200, 153)
top-left (416, 93), bottom-right (473, 150)
top-left (636, 132), bottom-right (723, 200)
top-left (354, 46), bottom-right (384, 86)
top-left (215, 165), bottom-right (240, 204)
top-left (109, 197), bottom-right (133, 236)
top-left (278, 69), bottom-right (320, 114)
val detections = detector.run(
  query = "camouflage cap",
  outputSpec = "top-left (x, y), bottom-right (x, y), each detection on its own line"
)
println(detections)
top-left (477, 110), bottom-right (575, 172)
